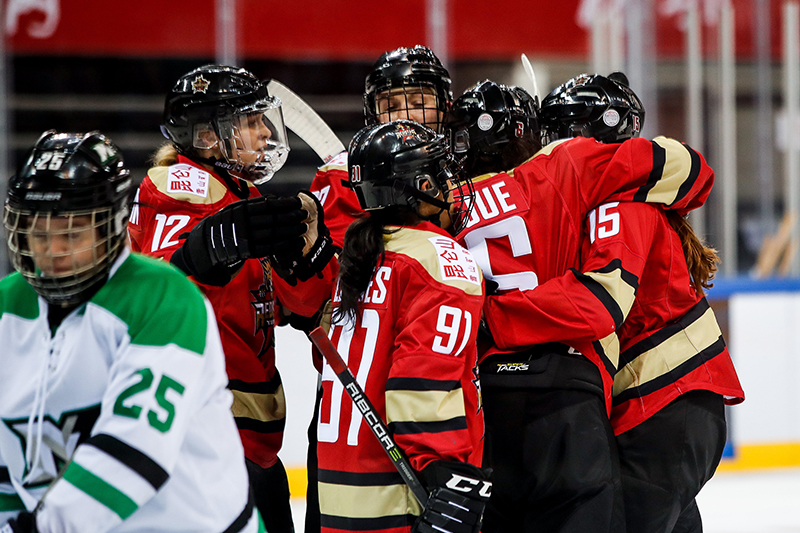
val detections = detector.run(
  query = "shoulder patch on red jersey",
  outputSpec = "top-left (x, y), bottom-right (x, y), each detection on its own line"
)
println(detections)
top-left (429, 236), bottom-right (482, 286)
top-left (385, 227), bottom-right (482, 295)
top-left (166, 163), bottom-right (210, 198)
top-left (147, 164), bottom-right (228, 205)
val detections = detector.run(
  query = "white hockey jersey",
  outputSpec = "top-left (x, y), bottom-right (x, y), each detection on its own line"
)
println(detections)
top-left (0, 249), bottom-right (262, 533)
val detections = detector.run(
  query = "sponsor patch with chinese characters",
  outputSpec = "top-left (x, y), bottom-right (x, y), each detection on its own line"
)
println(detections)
top-left (430, 236), bottom-right (481, 285)
top-left (167, 164), bottom-right (210, 198)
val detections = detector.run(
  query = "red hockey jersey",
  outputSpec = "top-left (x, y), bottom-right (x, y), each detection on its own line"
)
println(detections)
top-left (587, 203), bottom-right (743, 434)
top-left (310, 151), bottom-right (362, 249)
top-left (459, 136), bottom-right (714, 408)
top-left (317, 222), bottom-right (484, 533)
top-left (128, 155), bottom-right (331, 467)
top-left (488, 201), bottom-right (744, 433)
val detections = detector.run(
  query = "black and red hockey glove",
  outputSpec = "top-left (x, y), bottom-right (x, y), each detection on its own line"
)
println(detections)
top-left (413, 460), bottom-right (492, 533)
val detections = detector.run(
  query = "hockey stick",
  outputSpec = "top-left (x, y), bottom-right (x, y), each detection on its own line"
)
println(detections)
top-left (307, 327), bottom-right (429, 506)
top-left (266, 79), bottom-right (346, 164)
top-left (520, 53), bottom-right (541, 104)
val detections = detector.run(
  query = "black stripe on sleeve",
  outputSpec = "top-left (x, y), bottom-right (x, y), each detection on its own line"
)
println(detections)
top-left (318, 468), bottom-right (404, 487)
top-left (389, 417), bottom-right (468, 435)
top-left (613, 337), bottom-right (726, 405)
top-left (592, 340), bottom-right (619, 378)
top-left (228, 375), bottom-right (282, 395)
top-left (321, 513), bottom-right (412, 531)
top-left (85, 433), bottom-right (169, 490)
top-left (620, 298), bottom-right (711, 365)
top-left (234, 417), bottom-right (286, 434)
top-left (670, 143), bottom-right (702, 207)
top-left (633, 141), bottom-right (667, 202)
top-left (593, 259), bottom-right (640, 292)
top-left (571, 269), bottom-right (625, 329)
top-left (385, 378), bottom-right (461, 392)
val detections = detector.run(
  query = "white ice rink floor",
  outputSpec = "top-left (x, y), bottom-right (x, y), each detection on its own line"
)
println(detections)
top-left (289, 467), bottom-right (800, 532)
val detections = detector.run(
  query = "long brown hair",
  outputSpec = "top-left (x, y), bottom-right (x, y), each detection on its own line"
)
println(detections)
top-left (666, 210), bottom-right (719, 294)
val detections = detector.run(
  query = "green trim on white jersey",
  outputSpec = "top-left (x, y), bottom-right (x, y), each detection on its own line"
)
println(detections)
top-left (92, 254), bottom-right (208, 355)
top-left (0, 273), bottom-right (39, 321)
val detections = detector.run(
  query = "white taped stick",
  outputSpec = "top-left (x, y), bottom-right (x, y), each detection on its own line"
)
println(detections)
top-left (520, 53), bottom-right (541, 103)
top-left (266, 79), bottom-right (346, 164)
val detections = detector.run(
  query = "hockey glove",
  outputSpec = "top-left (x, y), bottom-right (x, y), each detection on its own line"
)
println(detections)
top-left (1, 512), bottom-right (37, 533)
top-left (172, 195), bottom-right (307, 285)
top-left (270, 190), bottom-right (335, 285)
top-left (413, 460), bottom-right (492, 533)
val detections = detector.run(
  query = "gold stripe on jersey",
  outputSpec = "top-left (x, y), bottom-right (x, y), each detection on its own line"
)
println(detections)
top-left (147, 166), bottom-right (230, 205)
top-left (318, 481), bottom-right (423, 519)
top-left (638, 137), bottom-right (694, 206)
top-left (384, 227), bottom-right (483, 296)
top-left (613, 306), bottom-right (722, 396)
top-left (469, 171), bottom-right (503, 185)
top-left (231, 386), bottom-right (286, 422)
top-left (582, 268), bottom-right (637, 325)
top-left (317, 160), bottom-right (348, 173)
top-left (385, 389), bottom-right (465, 424)
top-left (596, 331), bottom-right (621, 372)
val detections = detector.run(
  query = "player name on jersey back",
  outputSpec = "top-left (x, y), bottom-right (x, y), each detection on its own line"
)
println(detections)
top-left (463, 173), bottom-right (527, 230)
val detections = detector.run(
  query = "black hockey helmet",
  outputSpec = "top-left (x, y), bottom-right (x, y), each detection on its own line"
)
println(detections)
top-left (364, 45), bottom-right (452, 132)
top-left (348, 120), bottom-right (473, 233)
top-left (162, 64), bottom-right (289, 184)
top-left (4, 130), bottom-right (133, 307)
top-left (445, 80), bottom-right (540, 159)
top-left (540, 72), bottom-right (645, 144)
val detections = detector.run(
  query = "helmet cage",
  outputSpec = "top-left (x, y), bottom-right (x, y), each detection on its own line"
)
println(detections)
top-left (4, 130), bottom-right (132, 306)
top-left (364, 46), bottom-right (452, 132)
top-left (4, 205), bottom-right (127, 307)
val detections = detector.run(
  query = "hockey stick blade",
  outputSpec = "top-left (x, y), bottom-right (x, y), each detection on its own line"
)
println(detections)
top-left (266, 79), bottom-right (346, 164)
top-left (520, 53), bottom-right (541, 104)
top-left (308, 327), bottom-right (429, 506)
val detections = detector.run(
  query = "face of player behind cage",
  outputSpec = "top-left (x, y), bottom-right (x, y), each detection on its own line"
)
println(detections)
top-left (375, 86), bottom-right (442, 129)
top-left (28, 214), bottom-right (105, 278)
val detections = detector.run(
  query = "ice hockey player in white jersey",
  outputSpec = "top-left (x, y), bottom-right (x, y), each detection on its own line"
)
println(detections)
top-left (0, 131), bottom-right (262, 533)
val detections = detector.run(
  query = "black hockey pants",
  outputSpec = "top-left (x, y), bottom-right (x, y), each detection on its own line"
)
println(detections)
top-left (616, 390), bottom-right (727, 533)
top-left (247, 456), bottom-right (295, 533)
top-left (480, 347), bottom-right (626, 533)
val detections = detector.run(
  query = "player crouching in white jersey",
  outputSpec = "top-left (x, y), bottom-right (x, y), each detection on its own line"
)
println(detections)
top-left (0, 131), bottom-right (261, 533)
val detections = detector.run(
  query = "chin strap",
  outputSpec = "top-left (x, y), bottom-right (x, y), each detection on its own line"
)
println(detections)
top-left (390, 179), bottom-right (449, 227)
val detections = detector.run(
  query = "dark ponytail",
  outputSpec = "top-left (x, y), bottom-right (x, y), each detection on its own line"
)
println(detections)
top-left (334, 207), bottom-right (420, 325)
